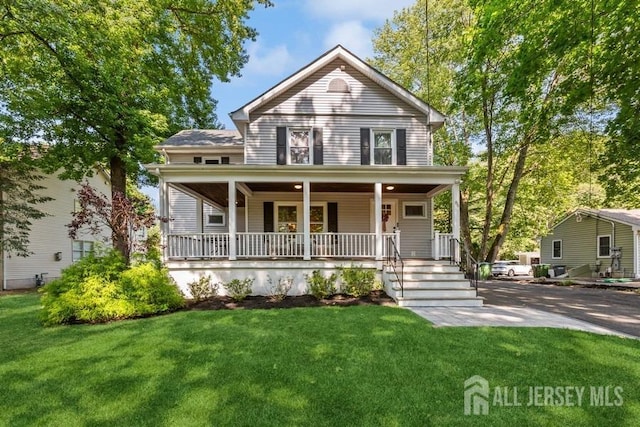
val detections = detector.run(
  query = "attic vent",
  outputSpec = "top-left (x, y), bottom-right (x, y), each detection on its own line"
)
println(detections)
top-left (327, 78), bottom-right (350, 93)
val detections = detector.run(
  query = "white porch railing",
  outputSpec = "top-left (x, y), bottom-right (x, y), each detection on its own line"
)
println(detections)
top-left (166, 232), bottom-right (397, 259)
top-left (167, 233), bottom-right (229, 259)
top-left (433, 231), bottom-right (454, 260)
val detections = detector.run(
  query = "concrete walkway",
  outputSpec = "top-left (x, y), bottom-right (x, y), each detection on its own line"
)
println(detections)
top-left (409, 305), bottom-right (638, 339)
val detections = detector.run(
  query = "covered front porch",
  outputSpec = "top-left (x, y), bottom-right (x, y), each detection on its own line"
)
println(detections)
top-left (152, 165), bottom-right (464, 263)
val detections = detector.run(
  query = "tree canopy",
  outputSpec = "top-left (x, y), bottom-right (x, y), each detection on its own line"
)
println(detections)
top-left (0, 0), bottom-right (271, 260)
top-left (371, 0), bottom-right (639, 261)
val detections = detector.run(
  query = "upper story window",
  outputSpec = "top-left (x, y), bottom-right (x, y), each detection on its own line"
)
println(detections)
top-left (361, 128), bottom-right (406, 166)
top-left (373, 130), bottom-right (395, 165)
top-left (288, 129), bottom-right (312, 165)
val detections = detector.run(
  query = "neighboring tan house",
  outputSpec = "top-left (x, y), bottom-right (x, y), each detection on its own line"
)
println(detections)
top-left (1, 170), bottom-right (111, 290)
top-left (148, 45), bottom-right (481, 306)
top-left (540, 208), bottom-right (640, 279)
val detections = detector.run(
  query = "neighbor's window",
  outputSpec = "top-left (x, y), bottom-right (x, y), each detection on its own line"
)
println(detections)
top-left (72, 240), bottom-right (94, 262)
top-left (403, 202), bottom-right (426, 218)
top-left (552, 239), bottom-right (562, 259)
top-left (288, 129), bottom-right (312, 164)
top-left (372, 130), bottom-right (394, 165)
top-left (597, 235), bottom-right (611, 258)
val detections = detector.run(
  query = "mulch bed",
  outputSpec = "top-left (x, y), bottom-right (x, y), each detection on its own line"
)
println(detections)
top-left (186, 290), bottom-right (396, 310)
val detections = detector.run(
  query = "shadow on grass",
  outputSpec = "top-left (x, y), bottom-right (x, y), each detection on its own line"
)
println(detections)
top-left (0, 294), bottom-right (639, 426)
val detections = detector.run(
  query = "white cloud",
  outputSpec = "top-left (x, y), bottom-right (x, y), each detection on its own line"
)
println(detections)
top-left (244, 43), bottom-right (295, 77)
top-left (323, 21), bottom-right (373, 59)
top-left (305, 0), bottom-right (414, 22)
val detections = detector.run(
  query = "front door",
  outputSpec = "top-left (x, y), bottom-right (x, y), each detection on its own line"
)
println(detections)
top-left (370, 200), bottom-right (397, 232)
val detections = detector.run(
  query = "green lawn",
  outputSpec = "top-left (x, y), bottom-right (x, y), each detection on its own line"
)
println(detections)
top-left (1, 293), bottom-right (638, 426)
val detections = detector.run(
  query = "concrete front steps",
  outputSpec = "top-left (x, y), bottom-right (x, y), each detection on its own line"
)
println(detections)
top-left (384, 260), bottom-right (483, 307)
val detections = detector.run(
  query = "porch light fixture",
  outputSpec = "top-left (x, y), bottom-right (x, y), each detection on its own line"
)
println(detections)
top-left (294, 184), bottom-right (302, 190)
top-left (386, 185), bottom-right (395, 191)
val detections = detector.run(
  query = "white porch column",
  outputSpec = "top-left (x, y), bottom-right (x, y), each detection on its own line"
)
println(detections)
top-left (160, 179), bottom-right (169, 261)
top-left (375, 182), bottom-right (383, 260)
top-left (434, 230), bottom-right (441, 260)
top-left (451, 182), bottom-right (461, 262)
top-left (228, 180), bottom-right (237, 260)
top-left (303, 180), bottom-right (311, 260)
top-left (195, 198), bottom-right (203, 234)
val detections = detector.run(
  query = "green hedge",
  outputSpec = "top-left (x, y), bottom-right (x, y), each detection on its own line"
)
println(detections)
top-left (40, 250), bottom-right (184, 325)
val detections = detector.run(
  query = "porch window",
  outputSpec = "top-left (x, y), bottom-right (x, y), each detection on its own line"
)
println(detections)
top-left (552, 239), bottom-right (562, 259)
top-left (403, 202), bottom-right (426, 218)
top-left (206, 213), bottom-right (225, 226)
top-left (597, 235), bottom-right (611, 258)
top-left (288, 129), bottom-right (312, 164)
top-left (72, 240), bottom-right (94, 262)
top-left (310, 206), bottom-right (325, 232)
top-left (277, 205), bottom-right (298, 232)
top-left (372, 130), bottom-right (394, 165)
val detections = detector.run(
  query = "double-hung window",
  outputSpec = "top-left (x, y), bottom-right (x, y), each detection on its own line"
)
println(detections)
top-left (372, 130), bottom-right (394, 165)
top-left (72, 240), bottom-right (94, 262)
top-left (288, 129), bottom-right (312, 164)
top-left (597, 235), bottom-right (611, 258)
top-left (552, 240), bottom-right (562, 259)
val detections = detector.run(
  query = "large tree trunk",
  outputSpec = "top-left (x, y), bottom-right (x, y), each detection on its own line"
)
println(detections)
top-left (486, 142), bottom-right (530, 262)
top-left (110, 147), bottom-right (129, 263)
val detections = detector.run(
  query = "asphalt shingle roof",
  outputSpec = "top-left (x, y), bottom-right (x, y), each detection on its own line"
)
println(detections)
top-left (159, 129), bottom-right (243, 147)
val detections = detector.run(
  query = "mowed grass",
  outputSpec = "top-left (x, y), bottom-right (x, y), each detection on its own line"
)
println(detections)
top-left (1, 293), bottom-right (639, 426)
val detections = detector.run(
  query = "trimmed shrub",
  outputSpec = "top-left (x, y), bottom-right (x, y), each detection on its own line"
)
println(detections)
top-left (339, 264), bottom-right (376, 297)
top-left (266, 275), bottom-right (293, 302)
top-left (40, 249), bottom-right (184, 325)
top-left (187, 275), bottom-right (218, 301)
top-left (223, 278), bottom-right (254, 302)
top-left (305, 270), bottom-right (337, 299)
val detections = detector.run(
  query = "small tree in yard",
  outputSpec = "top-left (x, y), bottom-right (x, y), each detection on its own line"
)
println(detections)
top-left (0, 142), bottom-right (52, 257)
top-left (68, 183), bottom-right (159, 265)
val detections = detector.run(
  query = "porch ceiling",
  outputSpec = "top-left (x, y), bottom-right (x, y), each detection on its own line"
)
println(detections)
top-left (182, 182), bottom-right (439, 208)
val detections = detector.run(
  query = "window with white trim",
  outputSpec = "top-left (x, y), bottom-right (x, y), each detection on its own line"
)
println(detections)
top-left (597, 235), bottom-right (611, 258)
top-left (552, 239), bottom-right (562, 259)
top-left (72, 240), bottom-right (94, 262)
top-left (206, 213), bottom-right (225, 226)
top-left (288, 129), bottom-right (312, 164)
top-left (403, 202), bottom-right (427, 218)
top-left (372, 130), bottom-right (395, 165)
top-left (275, 202), bottom-right (326, 232)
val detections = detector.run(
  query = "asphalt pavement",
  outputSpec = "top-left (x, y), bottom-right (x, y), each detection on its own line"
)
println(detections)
top-left (479, 279), bottom-right (640, 338)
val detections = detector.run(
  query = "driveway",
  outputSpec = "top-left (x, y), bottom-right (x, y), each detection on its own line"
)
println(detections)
top-left (480, 279), bottom-right (640, 338)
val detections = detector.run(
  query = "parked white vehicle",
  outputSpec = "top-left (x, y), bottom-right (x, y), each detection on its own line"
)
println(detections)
top-left (492, 261), bottom-right (533, 277)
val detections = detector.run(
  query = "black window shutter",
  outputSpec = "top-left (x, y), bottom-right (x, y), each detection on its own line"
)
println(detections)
top-left (313, 128), bottom-right (323, 165)
top-left (396, 129), bottom-right (407, 165)
top-left (263, 202), bottom-right (274, 232)
top-left (360, 128), bottom-right (370, 165)
top-left (276, 127), bottom-right (287, 165)
top-left (328, 203), bottom-right (338, 233)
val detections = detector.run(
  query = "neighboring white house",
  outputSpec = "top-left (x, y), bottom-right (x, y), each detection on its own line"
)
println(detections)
top-left (148, 45), bottom-right (481, 306)
top-left (1, 169), bottom-right (111, 290)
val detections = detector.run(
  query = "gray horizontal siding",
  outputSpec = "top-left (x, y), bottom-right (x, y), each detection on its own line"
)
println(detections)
top-left (169, 153), bottom-right (244, 164)
top-left (541, 215), bottom-right (635, 274)
top-left (245, 115), bottom-right (431, 166)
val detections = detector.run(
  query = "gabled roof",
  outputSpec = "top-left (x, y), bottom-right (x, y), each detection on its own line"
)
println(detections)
top-left (555, 208), bottom-right (640, 229)
top-left (230, 45), bottom-right (446, 132)
top-left (157, 129), bottom-right (243, 149)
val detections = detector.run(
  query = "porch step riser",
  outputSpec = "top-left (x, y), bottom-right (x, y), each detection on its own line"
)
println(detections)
top-left (396, 289), bottom-right (477, 299)
top-left (387, 266), bottom-right (462, 274)
top-left (397, 298), bottom-right (484, 307)
top-left (389, 273), bottom-right (469, 282)
top-left (392, 282), bottom-right (474, 290)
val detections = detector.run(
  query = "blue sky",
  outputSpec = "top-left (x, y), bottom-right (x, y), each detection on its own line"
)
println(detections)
top-left (212, 0), bottom-right (415, 129)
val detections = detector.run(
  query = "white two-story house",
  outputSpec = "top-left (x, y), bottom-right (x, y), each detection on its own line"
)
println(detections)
top-left (148, 45), bottom-right (481, 306)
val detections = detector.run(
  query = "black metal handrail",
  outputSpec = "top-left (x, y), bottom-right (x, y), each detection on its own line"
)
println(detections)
top-left (450, 238), bottom-right (479, 297)
top-left (386, 235), bottom-right (404, 298)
